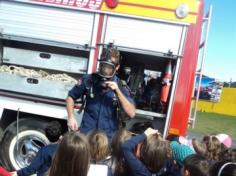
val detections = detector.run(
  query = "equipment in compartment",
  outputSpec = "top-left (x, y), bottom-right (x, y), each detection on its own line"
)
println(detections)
top-left (0, 65), bottom-right (77, 84)
top-left (160, 61), bottom-right (173, 112)
top-left (0, 44), bottom-right (87, 100)
top-left (0, 65), bottom-right (77, 100)
top-left (118, 51), bottom-right (175, 115)
top-left (3, 47), bottom-right (88, 74)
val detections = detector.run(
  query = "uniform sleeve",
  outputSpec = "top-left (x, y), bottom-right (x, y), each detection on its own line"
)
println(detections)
top-left (17, 148), bottom-right (45, 176)
top-left (121, 85), bottom-right (135, 105)
top-left (68, 75), bottom-right (88, 100)
top-left (121, 134), bottom-right (150, 176)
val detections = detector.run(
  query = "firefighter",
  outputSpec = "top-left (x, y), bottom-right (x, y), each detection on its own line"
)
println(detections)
top-left (66, 46), bottom-right (135, 140)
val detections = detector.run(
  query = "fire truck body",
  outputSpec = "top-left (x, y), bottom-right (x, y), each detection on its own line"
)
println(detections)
top-left (0, 0), bottom-right (205, 170)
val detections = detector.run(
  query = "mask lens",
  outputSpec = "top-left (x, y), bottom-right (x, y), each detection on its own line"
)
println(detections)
top-left (98, 62), bottom-right (115, 78)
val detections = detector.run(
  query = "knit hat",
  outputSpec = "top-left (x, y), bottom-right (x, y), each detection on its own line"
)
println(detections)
top-left (170, 141), bottom-right (194, 166)
top-left (215, 133), bottom-right (232, 148)
top-left (178, 136), bottom-right (196, 152)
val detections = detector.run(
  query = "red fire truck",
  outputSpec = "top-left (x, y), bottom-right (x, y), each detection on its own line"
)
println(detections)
top-left (0, 0), bottom-right (211, 170)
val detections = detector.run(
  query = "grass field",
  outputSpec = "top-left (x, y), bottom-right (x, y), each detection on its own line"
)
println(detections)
top-left (188, 111), bottom-right (236, 139)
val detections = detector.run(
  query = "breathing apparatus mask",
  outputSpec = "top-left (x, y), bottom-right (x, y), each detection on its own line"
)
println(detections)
top-left (97, 47), bottom-right (120, 87)
top-left (98, 60), bottom-right (117, 80)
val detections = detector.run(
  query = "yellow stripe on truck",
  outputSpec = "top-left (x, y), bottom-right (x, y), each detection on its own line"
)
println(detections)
top-left (101, 0), bottom-right (200, 23)
top-left (123, 0), bottom-right (199, 12)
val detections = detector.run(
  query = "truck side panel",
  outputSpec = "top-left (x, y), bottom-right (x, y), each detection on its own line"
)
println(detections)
top-left (168, 0), bottom-right (204, 136)
top-left (0, 96), bottom-right (68, 119)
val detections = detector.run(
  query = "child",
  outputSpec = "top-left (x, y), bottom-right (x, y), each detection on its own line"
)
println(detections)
top-left (209, 161), bottom-right (236, 176)
top-left (182, 154), bottom-right (209, 176)
top-left (87, 130), bottom-right (111, 176)
top-left (192, 138), bottom-right (207, 156)
top-left (202, 135), bottom-right (222, 162)
top-left (49, 131), bottom-right (90, 176)
top-left (16, 121), bottom-right (62, 176)
top-left (215, 133), bottom-right (232, 149)
top-left (111, 128), bottom-right (132, 176)
top-left (121, 128), bottom-right (173, 176)
top-left (170, 140), bottom-right (194, 166)
top-left (219, 148), bottom-right (236, 162)
top-left (173, 136), bottom-right (207, 156)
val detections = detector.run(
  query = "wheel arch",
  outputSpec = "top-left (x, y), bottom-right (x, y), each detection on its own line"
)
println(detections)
top-left (0, 109), bottom-right (68, 141)
top-left (0, 112), bottom-right (67, 170)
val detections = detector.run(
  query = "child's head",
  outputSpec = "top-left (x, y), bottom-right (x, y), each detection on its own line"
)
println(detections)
top-left (183, 154), bottom-right (209, 176)
top-left (170, 140), bottom-right (194, 166)
top-left (220, 148), bottom-right (236, 162)
top-left (140, 135), bottom-right (171, 173)
top-left (166, 134), bottom-right (179, 142)
top-left (45, 121), bottom-right (62, 143)
top-left (87, 129), bottom-right (110, 162)
top-left (49, 131), bottom-right (90, 176)
top-left (111, 128), bottom-right (132, 176)
top-left (202, 135), bottom-right (221, 161)
top-left (192, 138), bottom-right (207, 156)
top-left (215, 133), bottom-right (232, 149)
top-left (210, 161), bottom-right (236, 176)
top-left (111, 128), bottom-right (132, 158)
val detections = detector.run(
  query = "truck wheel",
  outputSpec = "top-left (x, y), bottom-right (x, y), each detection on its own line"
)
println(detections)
top-left (0, 119), bottom-right (49, 171)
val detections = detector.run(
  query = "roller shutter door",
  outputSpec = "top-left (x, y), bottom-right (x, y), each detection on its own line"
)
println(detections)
top-left (104, 16), bottom-right (185, 55)
top-left (0, 1), bottom-right (94, 46)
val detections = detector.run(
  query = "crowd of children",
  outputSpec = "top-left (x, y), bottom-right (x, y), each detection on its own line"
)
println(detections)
top-left (0, 122), bottom-right (236, 176)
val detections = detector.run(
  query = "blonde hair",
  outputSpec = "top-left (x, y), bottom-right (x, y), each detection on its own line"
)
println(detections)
top-left (87, 129), bottom-right (110, 162)
top-left (192, 138), bottom-right (207, 156)
top-left (203, 135), bottom-right (221, 161)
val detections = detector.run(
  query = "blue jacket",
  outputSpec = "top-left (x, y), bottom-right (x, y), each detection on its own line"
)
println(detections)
top-left (121, 134), bottom-right (178, 176)
top-left (17, 144), bottom-right (57, 176)
top-left (68, 74), bottom-right (134, 140)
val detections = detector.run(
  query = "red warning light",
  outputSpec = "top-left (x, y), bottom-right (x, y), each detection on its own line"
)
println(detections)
top-left (105, 0), bottom-right (119, 8)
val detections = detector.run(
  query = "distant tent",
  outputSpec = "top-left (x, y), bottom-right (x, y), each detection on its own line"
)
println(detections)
top-left (196, 75), bottom-right (215, 88)
top-left (195, 75), bottom-right (223, 102)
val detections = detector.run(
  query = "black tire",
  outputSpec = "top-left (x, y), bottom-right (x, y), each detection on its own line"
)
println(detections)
top-left (0, 119), bottom-right (50, 171)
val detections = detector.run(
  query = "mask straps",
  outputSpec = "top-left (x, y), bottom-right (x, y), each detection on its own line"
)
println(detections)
top-left (217, 162), bottom-right (236, 176)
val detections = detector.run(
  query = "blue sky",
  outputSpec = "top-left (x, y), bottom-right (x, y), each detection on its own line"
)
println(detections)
top-left (203, 0), bottom-right (236, 82)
